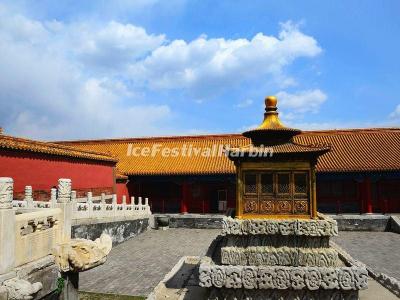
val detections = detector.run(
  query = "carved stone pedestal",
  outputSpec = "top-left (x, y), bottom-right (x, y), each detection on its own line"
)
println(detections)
top-left (199, 215), bottom-right (368, 300)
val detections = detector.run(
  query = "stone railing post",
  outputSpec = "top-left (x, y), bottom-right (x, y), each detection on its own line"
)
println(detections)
top-left (71, 191), bottom-right (77, 202)
top-left (55, 179), bottom-right (72, 242)
top-left (71, 191), bottom-right (77, 215)
top-left (112, 194), bottom-right (117, 218)
top-left (57, 178), bottom-right (71, 203)
top-left (87, 192), bottom-right (93, 218)
top-left (130, 196), bottom-right (135, 216)
top-left (138, 196), bottom-right (143, 214)
top-left (120, 196), bottom-right (125, 216)
top-left (50, 188), bottom-right (57, 208)
top-left (25, 185), bottom-right (34, 208)
top-left (0, 177), bottom-right (16, 274)
top-left (100, 193), bottom-right (106, 218)
top-left (145, 197), bottom-right (151, 214)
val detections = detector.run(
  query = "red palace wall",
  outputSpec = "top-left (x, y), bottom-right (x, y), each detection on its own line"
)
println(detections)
top-left (127, 175), bottom-right (400, 214)
top-left (127, 178), bottom-right (236, 214)
top-left (116, 181), bottom-right (130, 204)
top-left (0, 149), bottom-right (116, 200)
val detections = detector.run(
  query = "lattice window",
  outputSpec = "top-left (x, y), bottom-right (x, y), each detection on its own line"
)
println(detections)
top-left (241, 170), bottom-right (311, 216)
top-left (261, 173), bottom-right (273, 194)
top-left (277, 173), bottom-right (290, 194)
top-left (244, 173), bottom-right (257, 194)
top-left (294, 172), bottom-right (308, 194)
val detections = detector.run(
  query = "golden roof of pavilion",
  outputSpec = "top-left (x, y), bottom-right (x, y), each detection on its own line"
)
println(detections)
top-left (228, 96), bottom-right (330, 159)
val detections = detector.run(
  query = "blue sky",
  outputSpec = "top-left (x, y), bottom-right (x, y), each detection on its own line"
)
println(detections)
top-left (1, 0), bottom-right (400, 140)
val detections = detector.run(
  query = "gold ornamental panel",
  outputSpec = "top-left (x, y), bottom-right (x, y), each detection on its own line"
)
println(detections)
top-left (259, 200), bottom-right (274, 214)
top-left (294, 200), bottom-right (309, 214)
top-left (275, 200), bottom-right (292, 214)
top-left (243, 197), bottom-right (258, 214)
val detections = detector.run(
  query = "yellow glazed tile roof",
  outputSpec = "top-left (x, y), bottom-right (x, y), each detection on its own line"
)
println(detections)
top-left (58, 128), bottom-right (400, 175)
top-left (0, 134), bottom-right (117, 163)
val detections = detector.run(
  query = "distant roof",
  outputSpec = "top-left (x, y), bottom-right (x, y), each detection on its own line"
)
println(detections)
top-left (58, 128), bottom-right (400, 175)
top-left (0, 134), bottom-right (117, 163)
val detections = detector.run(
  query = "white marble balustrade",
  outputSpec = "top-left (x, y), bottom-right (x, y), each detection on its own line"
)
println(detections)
top-left (11, 181), bottom-right (151, 220)
top-left (1, 177), bottom-right (67, 274)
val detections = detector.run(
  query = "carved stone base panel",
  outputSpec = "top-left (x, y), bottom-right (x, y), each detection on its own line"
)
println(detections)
top-left (220, 247), bottom-right (338, 267)
top-left (199, 264), bottom-right (368, 291)
top-left (222, 216), bottom-right (338, 237)
top-left (221, 235), bottom-right (330, 249)
top-left (208, 288), bottom-right (358, 300)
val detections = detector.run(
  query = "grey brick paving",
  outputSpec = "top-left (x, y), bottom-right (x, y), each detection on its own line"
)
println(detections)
top-left (333, 231), bottom-right (400, 281)
top-left (79, 228), bottom-right (220, 297)
top-left (80, 229), bottom-right (400, 297)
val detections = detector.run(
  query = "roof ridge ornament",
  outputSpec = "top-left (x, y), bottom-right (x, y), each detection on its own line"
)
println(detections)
top-left (262, 96), bottom-right (285, 128)
top-left (242, 96), bottom-right (301, 146)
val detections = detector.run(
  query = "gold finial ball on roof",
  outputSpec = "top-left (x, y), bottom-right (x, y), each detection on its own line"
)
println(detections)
top-left (265, 96), bottom-right (277, 109)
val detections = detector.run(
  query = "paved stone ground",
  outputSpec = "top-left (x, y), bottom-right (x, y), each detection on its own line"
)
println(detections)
top-left (80, 229), bottom-right (400, 297)
top-left (80, 228), bottom-right (220, 297)
top-left (333, 231), bottom-right (400, 281)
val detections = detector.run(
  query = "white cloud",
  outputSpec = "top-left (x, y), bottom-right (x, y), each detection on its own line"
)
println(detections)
top-left (0, 7), bottom-right (171, 140)
top-left (390, 104), bottom-right (400, 119)
top-left (276, 89), bottom-right (327, 114)
top-left (129, 22), bottom-right (321, 97)
top-left (0, 3), bottom-right (323, 139)
top-left (72, 21), bottom-right (166, 71)
top-left (235, 99), bottom-right (253, 108)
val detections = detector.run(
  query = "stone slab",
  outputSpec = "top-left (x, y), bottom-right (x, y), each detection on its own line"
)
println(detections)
top-left (389, 216), bottom-right (400, 234)
top-left (14, 255), bottom-right (59, 300)
top-left (150, 213), bottom-right (396, 232)
top-left (222, 216), bottom-right (338, 237)
top-left (151, 257), bottom-right (396, 300)
top-left (221, 234), bottom-right (330, 248)
top-left (331, 214), bottom-right (390, 232)
top-left (0, 287), bottom-right (7, 300)
top-left (359, 278), bottom-right (398, 300)
top-left (221, 246), bottom-right (338, 267)
top-left (207, 288), bottom-right (359, 300)
top-left (0, 210), bottom-right (15, 274)
top-left (148, 256), bottom-right (203, 300)
top-left (72, 218), bottom-right (149, 245)
top-left (157, 214), bottom-right (225, 229)
top-left (71, 215), bottom-right (149, 226)
top-left (199, 263), bottom-right (368, 290)
top-left (0, 272), bottom-right (16, 285)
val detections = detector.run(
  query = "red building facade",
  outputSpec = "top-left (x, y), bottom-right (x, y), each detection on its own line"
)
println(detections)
top-left (62, 128), bottom-right (400, 215)
top-left (4, 128), bottom-right (396, 213)
top-left (0, 133), bottom-right (118, 200)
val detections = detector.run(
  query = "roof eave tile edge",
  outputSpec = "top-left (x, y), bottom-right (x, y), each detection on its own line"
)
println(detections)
top-left (0, 135), bottom-right (118, 163)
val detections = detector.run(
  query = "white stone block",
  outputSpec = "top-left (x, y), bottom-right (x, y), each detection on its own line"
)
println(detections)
top-left (0, 177), bottom-right (13, 210)
top-left (57, 178), bottom-right (71, 203)
top-left (0, 209), bottom-right (15, 274)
